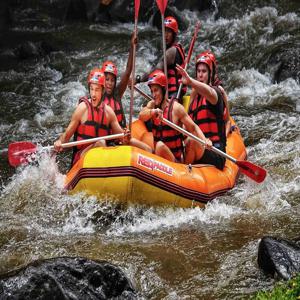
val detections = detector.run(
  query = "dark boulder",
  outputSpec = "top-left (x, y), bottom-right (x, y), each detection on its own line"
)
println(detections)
top-left (173, 0), bottom-right (213, 12)
top-left (0, 0), bottom-right (9, 34)
top-left (271, 48), bottom-right (300, 83)
top-left (5, 0), bottom-right (215, 28)
top-left (8, 0), bottom-right (71, 29)
top-left (0, 256), bottom-right (137, 299)
top-left (258, 236), bottom-right (300, 280)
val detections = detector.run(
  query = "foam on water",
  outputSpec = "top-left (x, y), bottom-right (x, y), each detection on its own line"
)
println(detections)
top-left (106, 201), bottom-right (243, 237)
top-left (228, 69), bottom-right (300, 110)
top-left (205, 7), bottom-right (300, 48)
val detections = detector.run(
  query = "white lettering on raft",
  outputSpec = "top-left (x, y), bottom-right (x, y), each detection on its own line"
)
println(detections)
top-left (137, 154), bottom-right (173, 176)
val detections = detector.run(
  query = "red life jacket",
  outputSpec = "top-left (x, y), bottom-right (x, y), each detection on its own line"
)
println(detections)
top-left (102, 93), bottom-right (126, 128)
top-left (74, 97), bottom-right (110, 150)
top-left (188, 94), bottom-right (226, 145)
top-left (152, 98), bottom-right (184, 161)
top-left (167, 43), bottom-right (187, 97)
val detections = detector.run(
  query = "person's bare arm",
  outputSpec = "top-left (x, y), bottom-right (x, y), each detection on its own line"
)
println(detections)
top-left (117, 33), bottom-right (137, 98)
top-left (54, 102), bottom-right (86, 151)
top-left (189, 88), bottom-right (197, 104)
top-left (176, 64), bottom-right (218, 105)
top-left (218, 86), bottom-right (230, 121)
top-left (138, 100), bottom-right (155, 122)
top-left (156, 46), bottom-right (176, 70)
top-left (176, 103), bottom-right (211, 146)
top-left (139, 47), bottom-right (176, 83)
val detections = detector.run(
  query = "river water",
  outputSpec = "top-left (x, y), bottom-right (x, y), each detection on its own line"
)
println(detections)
top-left (0, 1), bottom-right (299, 299)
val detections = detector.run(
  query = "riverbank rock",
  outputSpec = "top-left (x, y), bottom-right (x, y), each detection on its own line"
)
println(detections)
top-left (258, 236), bottom-right (300, 280)
top-left (268, 48), bottom-right (300, 84)
top-left (4, 0), bottom-right (215, 29)
top-left (0, 256), bottom-right (137, 299)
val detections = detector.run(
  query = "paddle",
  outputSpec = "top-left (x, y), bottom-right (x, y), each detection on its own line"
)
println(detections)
top-left (133, 85), bottom-right (267, 183)
top-left (129, 0), bottom-right (140, 130)
top-left (162, 118), bottom-right (267, 183)
top-left (176, 21), bottom-right (200, 99)
top-left (155, 0), bottom-right (169, 98)
top-left (8, 133), bottom-right (125, 167)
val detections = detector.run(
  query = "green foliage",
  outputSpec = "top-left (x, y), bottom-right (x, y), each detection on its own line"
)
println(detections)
top-left (253, 274), bottom-right (300, 300)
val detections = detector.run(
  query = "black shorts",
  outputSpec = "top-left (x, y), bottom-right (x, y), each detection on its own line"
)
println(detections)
top-left (194, 143), bottom-right (226, 170)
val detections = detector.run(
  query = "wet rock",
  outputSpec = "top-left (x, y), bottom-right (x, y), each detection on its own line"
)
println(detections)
top-left (0, 256), bottom-right (137, 299)
top-left (5, 0), bottom-right (215, 28)
top-left (173, 0), bottom-right (213, 12)
top-left (0, 0), bottom-right (9, 34)
top-left (258, 236), bottom-right (300, 280)
top-left (272, 51), bottom-right (300, 84)
top-left (260, 47), bottom-right (300, 83)
top-left (7, 0), bottom-right (71, 29)
top-left (65, 0), bottom-right (88, 21)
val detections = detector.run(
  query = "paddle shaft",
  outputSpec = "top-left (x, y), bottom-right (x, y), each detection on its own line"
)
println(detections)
top-left (162, 117), bottom-right (237, 163)
top-left (129, 0), bottom-right (140, 130)
top-left (129, 18), bottom-right (138, 130)
top-left (176, 22), bottom-right (200, 99)
top-left (43, 133), bottom-right (125, 152)
top-left (134, 85), bottom-right (152, 102)
top-left (161, 15), bottom-right (168, 99)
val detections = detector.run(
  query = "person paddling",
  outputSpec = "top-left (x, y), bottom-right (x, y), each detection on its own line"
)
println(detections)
top-left (138, 70), bottom-right (211, 163)
top-left (136, 16), bottom-right (187, 102)
top-left (54, 69), bottom-right (128, 166)
top-left (176, 53), bottom-right (227, 170)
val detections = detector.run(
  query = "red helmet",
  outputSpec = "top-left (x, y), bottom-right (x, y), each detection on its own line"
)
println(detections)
top-left (196, 54), bottom-right (214, 84)
top-left (200, 51), bottom-right (216, 67)
top-left (164, 16), bottom-right (178, 34)
top-left (88, 68), bottom-right (105, 86)
top-left (196, 54), bottom-right (214, 73)
top-left (148, 70), bottom-right (167, 88)
top-left (101, 60), bottom-right (118, 77)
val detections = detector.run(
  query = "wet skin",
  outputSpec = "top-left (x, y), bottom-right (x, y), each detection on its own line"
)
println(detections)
top-left (104, 73), bottom-right (116, 95)
top-left (196, 63), bottom-right (209, 84)
top-left (89, 83), bottom-right (104, 107)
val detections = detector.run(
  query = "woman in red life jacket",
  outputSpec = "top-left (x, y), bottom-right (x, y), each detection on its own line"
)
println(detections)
top-left (54, 69), bottom-right (127, 166)
top-left (200, 50), bottom-right (234, 137)
top-left (101, 33), bottom-right (137, 129)
top-left (136, 16), bottom-right (187, 103)
top-left (138, 70), bottom-right (211, 163)
top-left (176, 54), bottom-right (227, 170)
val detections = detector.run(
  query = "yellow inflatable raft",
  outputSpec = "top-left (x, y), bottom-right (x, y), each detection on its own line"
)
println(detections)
top-left (64, 109), bottom-right (247, 208)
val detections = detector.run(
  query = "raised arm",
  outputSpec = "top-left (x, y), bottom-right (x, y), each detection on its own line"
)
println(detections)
top-left (118, 33), bottom-right (137, 98)
top-left (176, 64), bottom-right (218, 105)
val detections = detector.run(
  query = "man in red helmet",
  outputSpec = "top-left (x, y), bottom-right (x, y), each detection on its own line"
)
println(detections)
top-left (139, 69), bottom-right (211, 162)
top-left (176, 53), bottom-right (227, 170)
top-left (54, 69), bottom-right (128, 166)
top-left (136, 16), bottom-right (187, 102)
top-left (101, 33), bottom-right (137, 129)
